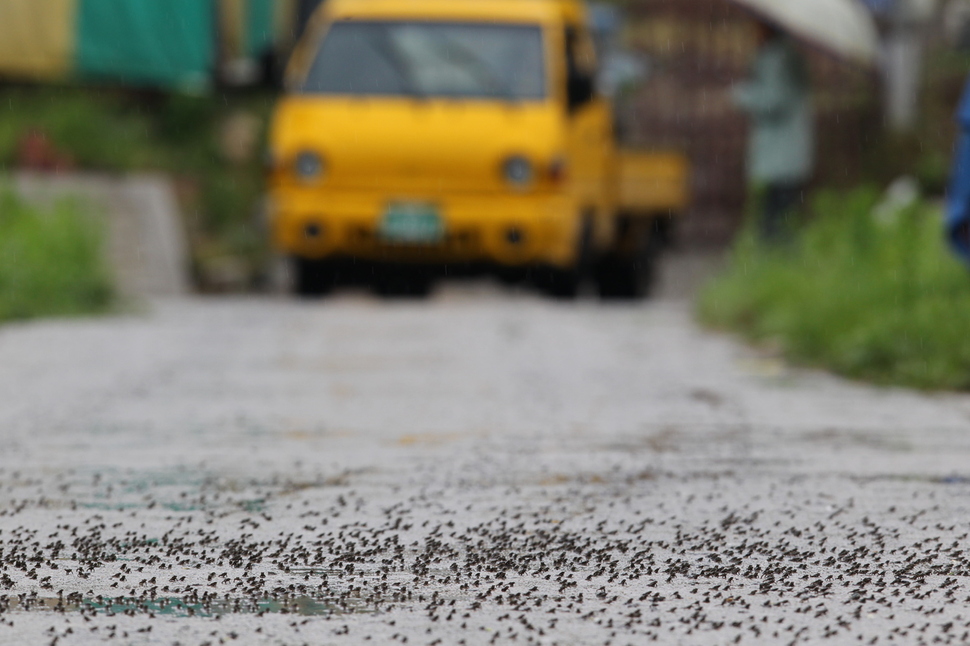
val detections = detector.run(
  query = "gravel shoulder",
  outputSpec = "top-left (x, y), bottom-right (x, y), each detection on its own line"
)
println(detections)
top-left (2, 289), bottom-right (970, 645)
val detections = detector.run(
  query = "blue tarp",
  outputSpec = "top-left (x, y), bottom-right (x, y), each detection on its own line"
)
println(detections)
top-left (947, 79), bottom-right (970, 263)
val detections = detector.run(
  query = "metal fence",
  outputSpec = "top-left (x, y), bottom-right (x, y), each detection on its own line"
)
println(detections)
top-left (622, 0), bottom-right (879, 246)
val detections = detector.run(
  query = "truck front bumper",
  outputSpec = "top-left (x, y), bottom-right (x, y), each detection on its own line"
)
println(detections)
top-left (269, 189), bottom-right (579, 268)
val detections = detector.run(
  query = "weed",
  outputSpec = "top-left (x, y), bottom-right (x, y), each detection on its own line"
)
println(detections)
top-left (0, 88), bottom-right (152, 171)
top-left (0, 190), bottom-right (115, 321)
top-left (698, 187), bottom-right (970, 390)
top-left (0, 86), bottom-right (275, 289)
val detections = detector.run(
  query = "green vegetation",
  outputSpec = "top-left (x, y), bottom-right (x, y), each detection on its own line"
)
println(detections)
top-left (698, 187), bottom-right (970, 390)
top-left (0, 87), bottom-right (275, 289)
top-left (0, 190), bottom-right (114, 321)
top-left (0, 90), bottom-right (148, 171)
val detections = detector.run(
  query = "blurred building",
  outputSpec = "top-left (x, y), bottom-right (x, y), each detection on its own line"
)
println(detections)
top-left (0, 0), bottom-right (885, 248)
top-left (622, 0), bottom-right (878, 245)
top-left (0, 0), bottom-right (300, 91)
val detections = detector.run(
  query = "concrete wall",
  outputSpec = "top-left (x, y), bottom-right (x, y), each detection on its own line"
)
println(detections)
top-left (12, 173), bottom-right (191, 297)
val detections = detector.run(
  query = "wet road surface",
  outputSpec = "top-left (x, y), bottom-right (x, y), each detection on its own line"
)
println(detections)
top-left (2, 286), bottom-right (970, 645)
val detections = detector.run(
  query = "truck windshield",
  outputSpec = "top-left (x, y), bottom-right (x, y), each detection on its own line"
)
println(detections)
top-left (301, 21), bottom-right (546, 100)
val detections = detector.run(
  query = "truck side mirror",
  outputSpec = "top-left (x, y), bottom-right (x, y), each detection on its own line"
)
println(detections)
top-left (567, 72), bottom-right (595, 113)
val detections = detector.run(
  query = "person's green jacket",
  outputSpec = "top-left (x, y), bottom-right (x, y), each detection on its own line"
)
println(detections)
top-left (732, 37), bottom-right (814, 184)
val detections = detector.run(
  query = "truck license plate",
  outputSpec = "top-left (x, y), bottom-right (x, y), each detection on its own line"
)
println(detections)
top-left (380, 203), bottom-right (443, 243)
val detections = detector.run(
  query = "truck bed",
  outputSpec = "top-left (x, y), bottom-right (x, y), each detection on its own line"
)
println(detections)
top-left (616, 150), bottom-right (689, 217)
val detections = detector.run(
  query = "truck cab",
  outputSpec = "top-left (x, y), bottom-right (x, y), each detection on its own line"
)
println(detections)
top-left (268, 0), bottom-right (618, 297)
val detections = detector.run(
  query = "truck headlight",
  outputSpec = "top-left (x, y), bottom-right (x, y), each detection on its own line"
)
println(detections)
top-left (294, 151), bottom-right (325, 181)
top-left (502, 156), bottom-right (534, 188)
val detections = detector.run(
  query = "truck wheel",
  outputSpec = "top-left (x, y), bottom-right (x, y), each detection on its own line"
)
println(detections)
top-left (374, 265), bottom-right (434, 299)
top-left (495, 266), bottom-right (527, 287)
top-left (596, 226), bottom-right (659, 300)
top-left (533, 266), bottom-right (582, 299)
top-left (293, 257), bottom-right (337, 297)
top-left (533, 217), bottom-right (593, 300)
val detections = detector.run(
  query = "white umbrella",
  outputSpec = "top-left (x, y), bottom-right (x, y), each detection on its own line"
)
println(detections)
top-left (727, 0), bottom-right (880, 66)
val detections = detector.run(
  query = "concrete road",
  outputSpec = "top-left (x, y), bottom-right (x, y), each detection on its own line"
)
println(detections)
top-left (2, 286), bottom-right (970, 645)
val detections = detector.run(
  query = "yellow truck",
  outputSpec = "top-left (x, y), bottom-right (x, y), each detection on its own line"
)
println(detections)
top-left (267, 0), bottom-right (687, 298)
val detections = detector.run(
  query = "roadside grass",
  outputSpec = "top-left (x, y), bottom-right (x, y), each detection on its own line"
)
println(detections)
top-left (0, 90), bottom-right (151, 171)
top-left (698, 187), bottom-right (970, 390)
top-left (0, 190), bottom-right (115, 321)
top-left (0, 87), bottom-right (274, 289)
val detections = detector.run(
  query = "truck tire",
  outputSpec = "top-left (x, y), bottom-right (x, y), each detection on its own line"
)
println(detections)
top-left (596, 223), bottom-right (660, 300)
top-left (533, 216), bottom-right (593, 300)
top-left (532, 266), bottom-right (583, 299)
top-left (293, 257), bottom-right (337, 297)
top-left (530, 216), bottom-right (593, 301)
top-left (374, 264), bottom-right (434, 299)
top-left (495, 265), bottom-right (527, 287)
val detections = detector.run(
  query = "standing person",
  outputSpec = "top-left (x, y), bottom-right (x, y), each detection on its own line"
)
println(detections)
top-left (946, 78), bottom-right (970, 264)
top-left (733, 20), bottom-right (814, 243)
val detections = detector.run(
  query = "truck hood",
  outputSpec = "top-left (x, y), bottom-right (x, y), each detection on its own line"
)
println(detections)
top-left (271, 98), bottom-right (562, 194)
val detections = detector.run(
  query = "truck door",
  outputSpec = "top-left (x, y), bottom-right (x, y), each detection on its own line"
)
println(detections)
top-left (563, 23), bottom-right (614, 248)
